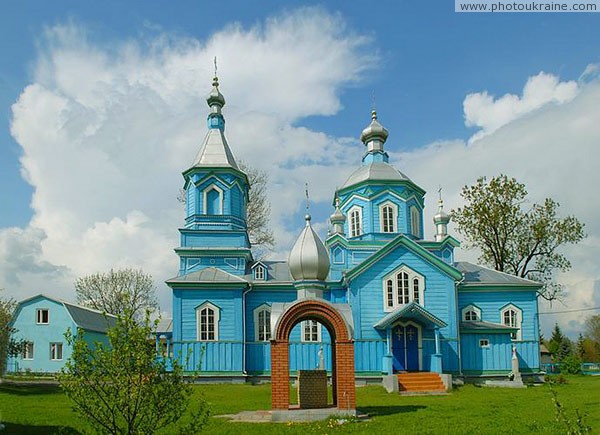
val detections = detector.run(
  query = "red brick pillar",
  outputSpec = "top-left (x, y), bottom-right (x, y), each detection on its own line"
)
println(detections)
top-left (334, 340), bottom-right (356, 410)
top-left (271, 340), bottom-right (289, 410)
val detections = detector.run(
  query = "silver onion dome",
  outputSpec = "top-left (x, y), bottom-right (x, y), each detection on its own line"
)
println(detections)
top-left (360, 110), bottom-right (389, 144)
top-left (330, 198), bottom-right (346, 224)
top-left (433, 199), bottom-right (450, 224)
top-left (207, 76), bottom-right (225, 108)
top-left (288, 214), bottom-right (330, 281)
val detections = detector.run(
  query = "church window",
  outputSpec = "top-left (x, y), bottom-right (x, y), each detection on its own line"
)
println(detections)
top-left (383, 266), bottom-right (424, 311)
top-left (254, 265), bottom-right (266, 280)
top-left (348, 206), bottom-right (362, 238)
top-left (379, 202), bottom-right (397, 233)
top-left (302, 320), bottom-right (321, 342)
top-left (410, 206), bottom-right (421, 238)
top-left (501, 305), bottom-right (522, 341)
top-left (254, 305), bottom-right (271, 342)
top-left (203, 184), bottom-right (223, 215)
top-left (462, 305), bottom-right (482, 322)
top-left (479, 339), bottom-right (490, 348)
top-left (196, 302), bottom-right (220, 341)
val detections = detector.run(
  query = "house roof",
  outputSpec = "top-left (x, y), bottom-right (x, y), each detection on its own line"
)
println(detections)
top-left (166, 267), bottom-right (248, 284)
top-left (460, 320), bottom-right (518, 333)
top-left (14, 294), bottom-right (117, 333)
top-left (455, 262), bottom-right (542, 288)
top-left (374, 302), bottom-right (447, 329)
top-left (156, 318), bottom-right (173, 334)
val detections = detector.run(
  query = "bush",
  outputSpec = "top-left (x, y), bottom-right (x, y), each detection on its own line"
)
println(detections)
top-left (560, 355), bottom-right (582, 375)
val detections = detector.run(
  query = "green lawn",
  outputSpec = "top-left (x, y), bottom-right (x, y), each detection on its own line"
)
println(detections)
top-left (0, 376), bottom-right (598, 434)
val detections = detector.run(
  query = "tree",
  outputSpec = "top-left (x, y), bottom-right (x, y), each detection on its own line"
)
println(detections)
top-left (548, 323), bottom-right (573, 361)
top-left (584, 314), bottom-right (600, 345)
top-left (75, 269), bottom-right (158, 319)
top-left (59, 310), bottom-right (209, 434)
top-left (452, 175), bottom-right (585, 301)
top-left (0, 290), bottom-right (27, 375)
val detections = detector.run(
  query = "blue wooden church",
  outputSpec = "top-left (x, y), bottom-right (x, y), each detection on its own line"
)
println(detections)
top-left (165, 75), bottom-right (542, 383)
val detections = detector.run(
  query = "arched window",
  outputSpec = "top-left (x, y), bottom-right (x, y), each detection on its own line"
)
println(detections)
top-left (462, 304), bottom-right (482, 321)
top-left (379, 202), bottom-right (397, 233)
top-left (254, 305), bottom-right (271, 342)
top-left (348, 206), bottom-right (362, 238)
top-left (254, 265), bottom-right (266, 280)
top-left (410, 206), bottom-right (421, 238)
top-left (203, 184), bottom-right (223, 215)
top-left (501, 304), bottom-right (522, 341)
top-left (196, 302), bottom-right (220, 341)
top-left (383, 266), bottom-right (424, 311)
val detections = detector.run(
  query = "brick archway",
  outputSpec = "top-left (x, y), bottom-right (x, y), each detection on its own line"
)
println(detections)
top-left (271, 299), bottom-right (355, 410)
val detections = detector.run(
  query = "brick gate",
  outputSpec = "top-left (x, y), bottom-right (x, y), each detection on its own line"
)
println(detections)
top-left (270, 299), bottom-right (356, 411)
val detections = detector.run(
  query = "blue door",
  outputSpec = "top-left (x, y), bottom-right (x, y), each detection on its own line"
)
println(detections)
top-left (392, 324), bottom-right (420, 372)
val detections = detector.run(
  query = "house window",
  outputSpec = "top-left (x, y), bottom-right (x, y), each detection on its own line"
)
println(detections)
top-left (36, 309), bottom-right (49, 324)
top-left (22, 342), bottom-right (34, 360)
top-left (410, 206), bottom-right (421, 238)
top-left (379, 202), bottom-right (397, 233)
top-left (50, 343), bottom-right (63, 360)
top-left (501, 304), bottom-right (522, 341)
top-left (383, 266), bottom-right (424, 311)
top-left (302, 320), bottom-right (321, 342)
top-left (254, 305), bottom-right (271, 342)
top-left (349, 206), bottom-right (362, 238)
top-left (479, 339), bottom-right (490, 348)
top-left (203, 184), bottom-right (223, 215)
top-left (254, 265), bottom-right (266, 281)
top-left (196, 303), bottom-right (220, 341)
top-left (462, 305), bottom-right (482, 322)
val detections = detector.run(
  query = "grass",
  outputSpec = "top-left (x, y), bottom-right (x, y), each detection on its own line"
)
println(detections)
top-left (0, 376), bottom-right (599, 433)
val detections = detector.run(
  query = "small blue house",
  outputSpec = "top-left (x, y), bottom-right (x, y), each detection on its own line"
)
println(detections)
top-left (163, 75), bottom-right (543, 384)
top-left (7, 294), bottom-right (116, 373)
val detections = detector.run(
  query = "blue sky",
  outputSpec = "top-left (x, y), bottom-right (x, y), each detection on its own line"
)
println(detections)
top-left (1, 1), bottom-right (599, 336)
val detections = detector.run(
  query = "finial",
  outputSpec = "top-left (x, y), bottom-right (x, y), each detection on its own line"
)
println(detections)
top-left (305, 182), bottom-right (310, 212)
top-left (438, 186), bottom-right (444, 208)
top-left (214, 56), bottom-right (218, 77)
top-left (335, 195), bottom-right (340, 208)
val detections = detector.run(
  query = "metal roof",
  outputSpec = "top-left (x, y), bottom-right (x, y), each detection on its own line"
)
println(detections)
top-left (460, 320), bottom-right (518, 333)
top-left (166, 267), bottom-right (248, 284)
top-left (191, 128), bottom-right (239, 170)
top-left (374, 302), bottom-right (447, 329)
top-left (247, 260), bottom-right (293, 282)
top-left (455, 262), bottom-right (542, 287)
top-left (288, 215), bottom-right (330, 281)
top-left (62, 301), bottom-right (118, 333)
top-left (340, 162), bottom-right (412, 190)
top-left (156, 318), bottom-right (173, 334)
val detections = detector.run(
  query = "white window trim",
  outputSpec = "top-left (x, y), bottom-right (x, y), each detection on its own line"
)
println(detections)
top-left (254, 265), bottom-right (266, 281)
top-left (196, 302), bottom-right (220, 341)
top-left (36, 308), bottom-right (49, 325)
top-left (23, 342), bottom-right (34, 360)
top-left (253, 304), bottom-right (271, 342)
top-left (410, 206), bottom-right (421, 238)
top-left (348, 205), bottom-right (363, 238)
top-left (301, 320), bottom-right (322, 342)
top-left (379, 201), bottom-right (398, 233)
top-left (50, 342), bottom-right (63, 361)
top-left (202, 184), bottom-right (224, 215)
top-left (479, 338), bottom-right (490, 348)
top-left (462, 304), bottom-right (482, 321)
top-left (500, 304), bottom-right (522, 341)
top-left (382, 265), bottom-right (425, 312)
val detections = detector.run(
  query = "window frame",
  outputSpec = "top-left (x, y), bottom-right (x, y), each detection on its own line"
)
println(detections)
top-left (254, 304), bottom-right (271, 342)
top-left (382, 266), bottom-right (425, 311)
top-left (196, 302), bottom-right (220, 341)
top-left (301, 320), bottom-right (322, 342)
top-left (461, 304), bottom-right (482, 322)
top-left (479, 339), bottom-right (490, 348)
top-left (50, 342), bottom-right (63, 361)
top-left (348, 206), bottom-right (363, 238)
top-left (500, 304), bottom-right (522, 341)
top-left (254, 265), bottom-right (266, 281)
top-left (410, 206), bottom-right (421, 238)
top-left (22, 342), bottom-right (34, 360)
top-left (36, 308), bottom-right (49, 325)
top-left (379, 201), bottom-right (398, 233)
top-left (202, 184), bottom-right (224, 215)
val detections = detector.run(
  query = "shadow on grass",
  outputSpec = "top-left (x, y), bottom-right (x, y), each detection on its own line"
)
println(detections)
top-left (1, 423), bottom-right (80, 434)
top-left (0, 384), bottom-right (62, 396)
top-left (359, 404), bottom-right (426, 417)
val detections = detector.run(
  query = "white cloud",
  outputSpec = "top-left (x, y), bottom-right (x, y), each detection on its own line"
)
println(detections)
top-left (3, 8), bottom-right (374, 309)
top-left (464, 71), bottom-right (578, 142)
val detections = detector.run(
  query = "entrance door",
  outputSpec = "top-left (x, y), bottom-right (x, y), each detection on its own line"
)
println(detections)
top-left (392, 324), bottom-right (420, 372)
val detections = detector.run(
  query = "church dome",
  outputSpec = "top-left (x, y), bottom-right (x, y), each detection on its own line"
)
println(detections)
top-left (288, 214), bottom-right (330, 281)
top-left (340, 162), bottom-right (411, 190)
top-left (360, 110), bottom-right (389, 144)
top-left (207, 76), bottom-right (225, 108)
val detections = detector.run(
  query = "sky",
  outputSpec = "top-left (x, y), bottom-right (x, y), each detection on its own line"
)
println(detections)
top-left (1, 1), bottom-right (599, 338)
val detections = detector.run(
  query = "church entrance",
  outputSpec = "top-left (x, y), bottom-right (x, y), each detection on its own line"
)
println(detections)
top-left (392, 323), bottom-right (420, 372)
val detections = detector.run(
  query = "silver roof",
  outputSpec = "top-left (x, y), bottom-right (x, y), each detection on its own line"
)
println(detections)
top-left (455, 262), bottom-right (542, 287)
top-left (192, 128), bottom-right (239, 170)
top-left (460, 320), bottom-right (518, 332)
top-left (288, 215), bottom-right (330, 281)
top-left (341, 162), bottom-right (412, 190)
top-left (246, 261), bottom-right (294, 282)
top-left (166, 267), bottom-right (248, 284)
top-left (156, 318), bottom-right (173, 334)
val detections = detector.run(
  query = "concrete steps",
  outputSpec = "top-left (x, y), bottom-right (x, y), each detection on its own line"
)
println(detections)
top-left (397, 372), bottom-right (446, 393)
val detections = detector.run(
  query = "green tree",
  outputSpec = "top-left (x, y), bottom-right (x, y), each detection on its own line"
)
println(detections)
top-left (59, 310), bottom-right (209, 434)
top-left (75, 268), bottom-right (158, 319)
top-left (0, 290), bottom-right (26, 375)
top-left (548, 323), bottom-right (573, 361)
top-left (452, 175), bottom-right (585, 302)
